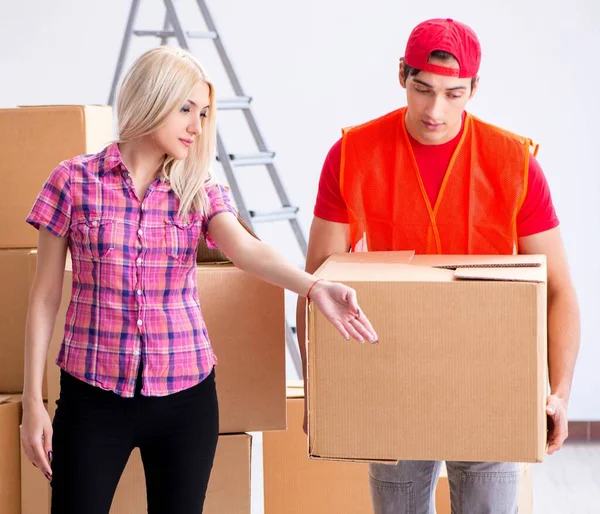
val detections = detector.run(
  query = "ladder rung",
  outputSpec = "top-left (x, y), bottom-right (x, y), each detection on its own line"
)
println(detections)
top-left (218, 152), bottom-right (275, 167)
top-left (217, 97), bottom-right (252, 110)
top-left (134, 30), bottom-right (217, 39)
top-left (249, 207), bottom-right (299, 223)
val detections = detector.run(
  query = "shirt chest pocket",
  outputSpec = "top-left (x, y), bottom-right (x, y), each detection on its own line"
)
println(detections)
top-left (165, 217), bottom-right (201, 264)
top-left (70, 215), bottom-right (117, 261)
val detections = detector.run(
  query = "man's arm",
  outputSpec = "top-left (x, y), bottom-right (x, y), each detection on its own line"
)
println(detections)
top-left (519, 227), bottom-right (580, 454)
top-left (296, 217), bottom-right (350, 431)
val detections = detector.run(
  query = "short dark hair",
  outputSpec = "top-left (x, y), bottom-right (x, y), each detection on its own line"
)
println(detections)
top-left (403, 50), bottom-right (477, 90)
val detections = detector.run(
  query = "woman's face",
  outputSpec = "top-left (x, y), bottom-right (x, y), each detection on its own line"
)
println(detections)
top-left (153, 82), bottom-right (210, 160)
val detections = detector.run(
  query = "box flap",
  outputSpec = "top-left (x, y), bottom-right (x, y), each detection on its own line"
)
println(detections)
top-left (454, 266), bottom-right (546, 283)
top-left (411, 254), bottom-right (546, 269)
top-left (316, 261), bottom-right (455, 282)
top-left (0, 395), bottom-right (15, 405)
top-left (314, 251), bottom-right (415, 276)
top-left (328, 251), bottom-right (415, 265)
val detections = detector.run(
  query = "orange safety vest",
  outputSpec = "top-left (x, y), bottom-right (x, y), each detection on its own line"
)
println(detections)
top-left (340, 107), bottom-right (537, 255)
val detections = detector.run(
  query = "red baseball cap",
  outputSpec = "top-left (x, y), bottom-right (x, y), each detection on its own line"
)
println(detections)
top-left (404, 18), bottom-right (481, 78)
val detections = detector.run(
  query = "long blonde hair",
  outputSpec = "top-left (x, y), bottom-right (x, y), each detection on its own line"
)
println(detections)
top-left (116, 46), bottom-right (217, 217)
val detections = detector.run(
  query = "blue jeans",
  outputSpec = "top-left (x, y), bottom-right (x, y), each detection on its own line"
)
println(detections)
top-left (369, 460), bottom-right (520, 514)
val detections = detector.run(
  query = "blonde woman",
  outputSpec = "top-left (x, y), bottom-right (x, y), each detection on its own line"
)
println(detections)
top-left (21, 47), bottom-right (377, 514)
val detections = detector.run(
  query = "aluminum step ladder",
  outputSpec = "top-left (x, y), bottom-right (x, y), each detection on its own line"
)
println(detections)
top-left (108, 0), bottom-right (306, 376)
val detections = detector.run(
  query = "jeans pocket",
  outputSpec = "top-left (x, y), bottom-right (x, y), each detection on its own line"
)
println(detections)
top-left (369, 475), bottom-right (414, 514)
top-left (459, 469), bottom-right (519, 514)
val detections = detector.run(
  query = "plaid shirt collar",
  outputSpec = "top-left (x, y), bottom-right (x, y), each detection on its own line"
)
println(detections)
top-left (99, 142), bottom-right (171, 189)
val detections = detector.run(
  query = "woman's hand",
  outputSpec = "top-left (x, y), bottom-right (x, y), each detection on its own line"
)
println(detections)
top-left (309, 281), bottom-right (378, 343)
top-left (21, 401), bottom-right (53, 481)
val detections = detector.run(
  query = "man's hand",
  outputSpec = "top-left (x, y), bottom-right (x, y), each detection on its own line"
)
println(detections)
top-left (546, 394), bottom-right (569, 455)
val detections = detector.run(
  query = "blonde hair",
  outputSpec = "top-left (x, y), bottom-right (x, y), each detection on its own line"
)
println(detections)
top-left (116, 46), bottom-right (217, 217)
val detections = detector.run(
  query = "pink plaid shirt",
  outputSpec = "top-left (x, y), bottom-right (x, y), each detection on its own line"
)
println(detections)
top-left (27, 142), bottom-right (237, 397)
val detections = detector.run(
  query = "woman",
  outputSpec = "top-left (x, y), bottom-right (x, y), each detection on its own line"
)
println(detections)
top-left (21, 46), bottom-right (377, 514)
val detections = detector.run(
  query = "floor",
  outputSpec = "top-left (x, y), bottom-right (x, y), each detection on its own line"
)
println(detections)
top-left (531, 443), bottom-right (600, 514)
top-left (250, 437), bottom-right (600, 513)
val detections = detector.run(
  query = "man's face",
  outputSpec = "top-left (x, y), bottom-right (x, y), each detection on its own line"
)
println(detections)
top-left (399, 56), bottom-right (478, 145)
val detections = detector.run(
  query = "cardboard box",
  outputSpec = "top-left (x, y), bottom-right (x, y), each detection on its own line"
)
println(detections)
top-left (0, 396), bottom-right (22, 514)
top-left (21, 433), bottom-right (252, 514)
top-left (47, 262), bottom-right (286, 434)
top-left (196, 264), bottom-right (286, 433)
top-left (263, 383), bottom-right (451, 514)
top-left (0, 105), bottom-right (113, 248)
top-left (0, 250), bottom-right (41, 394)
top-left (264, 384), bottom-right (533, 514)
top-left (308, 251), bottom-right (548, 463)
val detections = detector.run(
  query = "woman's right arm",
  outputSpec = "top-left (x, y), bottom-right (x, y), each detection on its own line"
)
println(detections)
top-left (21, 228), bottom-right (69, 480)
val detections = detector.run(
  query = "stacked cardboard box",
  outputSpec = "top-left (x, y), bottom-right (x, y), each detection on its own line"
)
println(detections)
top-left (0, 105), bottom-right (114, 514)
top-left (0, 396), bottom-right (22, 514)
top-left (0, 106), bottom-right (288, 513)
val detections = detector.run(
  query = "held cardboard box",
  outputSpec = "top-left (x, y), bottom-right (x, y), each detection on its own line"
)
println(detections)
top-left (0, 250), bottom-right (41, 394)
top-left (0, 105), bottom-right (113, 248)
top-left (264, 384), bottom-right (534, 513)
top-left (308, 251), bottom-right (548, 464)
top-left (47, 258), bottom-right (286, 434)
top-left (21, 432), bottom-right (252, 514)
top-left (263, 383), bottom-right (454, 514)
top-left (0, 396), bottom-right (22, 514)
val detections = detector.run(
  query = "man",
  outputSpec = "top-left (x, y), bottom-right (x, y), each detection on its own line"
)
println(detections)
top-left (296, 18), bottom-right (580, 513)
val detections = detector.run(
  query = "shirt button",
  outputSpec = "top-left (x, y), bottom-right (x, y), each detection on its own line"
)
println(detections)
top-left (137, 257), bottom-right (142, 264)
top-left (133, 349), bottom-right (140, 356)
top-left (137, 319), bottom-right (143, 326)
top-left (137, 229), bottom-right (143, 236)
top-left (91, 220), bottom-right (98, 227)
top-left (136, 289), bottom-right (143, 296)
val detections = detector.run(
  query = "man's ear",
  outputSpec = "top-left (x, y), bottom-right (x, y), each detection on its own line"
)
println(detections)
top-left (399, 59), bottom-right (407, 89)
top-left (470, 75), bottom-right (480, 98)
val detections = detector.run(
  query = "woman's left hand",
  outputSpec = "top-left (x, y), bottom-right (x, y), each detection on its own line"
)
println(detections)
top-left (309, 281), bottom-right (378, 343)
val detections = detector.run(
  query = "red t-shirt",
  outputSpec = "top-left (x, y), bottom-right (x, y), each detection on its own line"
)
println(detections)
top-left (314, 120), bottom-right (559, 238)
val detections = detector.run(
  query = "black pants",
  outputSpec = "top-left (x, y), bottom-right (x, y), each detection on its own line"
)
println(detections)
top-left (51, 368), bottom-right (219, 514)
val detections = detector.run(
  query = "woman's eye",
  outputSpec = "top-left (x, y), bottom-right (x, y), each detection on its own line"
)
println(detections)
top-left (181, 106), bottom-right (190, 113)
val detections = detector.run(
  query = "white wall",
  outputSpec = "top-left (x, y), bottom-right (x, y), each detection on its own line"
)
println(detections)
top-left (2, 0), bottom-right (598, 419)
